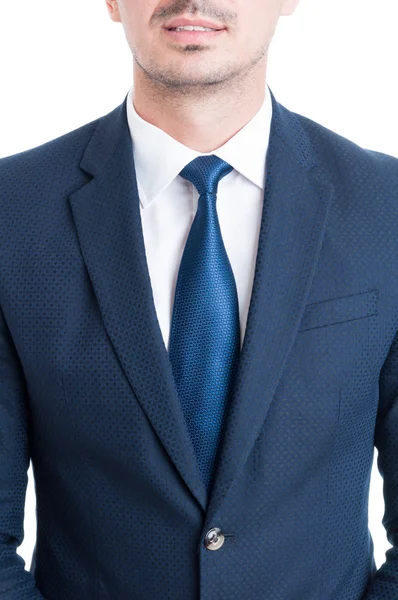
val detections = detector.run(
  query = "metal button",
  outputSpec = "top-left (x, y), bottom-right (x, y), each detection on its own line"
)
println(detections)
top-left (204, 527), bottom-right (225, 550)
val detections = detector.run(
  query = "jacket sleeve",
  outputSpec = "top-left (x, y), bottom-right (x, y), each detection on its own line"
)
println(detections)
top-left (363, 327), bottom-right (398, 598)
top-left (0, 304), bottom-right (46, 599)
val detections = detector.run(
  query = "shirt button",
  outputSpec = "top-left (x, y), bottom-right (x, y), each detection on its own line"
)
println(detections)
top-left (204, 527), bottom-right (225, 550)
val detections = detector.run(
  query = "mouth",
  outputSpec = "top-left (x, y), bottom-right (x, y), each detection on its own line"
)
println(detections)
top-left (163, 27), bottom-right (226, 43)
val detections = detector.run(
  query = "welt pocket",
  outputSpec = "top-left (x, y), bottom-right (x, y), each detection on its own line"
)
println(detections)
top-left (298, 289), bottom-right (379, 332)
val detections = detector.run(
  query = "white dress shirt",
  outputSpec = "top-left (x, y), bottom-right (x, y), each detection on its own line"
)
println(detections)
top-left (125, 82), bottom-right (273, 353)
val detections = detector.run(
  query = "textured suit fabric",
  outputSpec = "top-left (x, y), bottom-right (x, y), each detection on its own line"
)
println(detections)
top-left (0, 86), bottom-right (398, 599)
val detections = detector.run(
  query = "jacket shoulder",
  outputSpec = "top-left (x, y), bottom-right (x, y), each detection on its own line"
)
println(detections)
top-left (0, 115), bottom-right (101, 180)
top-left (293, 108), bottom-right (398, 178)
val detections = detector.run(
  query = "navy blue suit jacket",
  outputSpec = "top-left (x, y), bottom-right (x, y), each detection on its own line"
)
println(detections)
top-left (0, 88), bottom-right (398, 599)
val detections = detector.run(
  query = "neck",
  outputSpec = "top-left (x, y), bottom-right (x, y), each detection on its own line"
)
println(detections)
top-left (131, 61), bottom-right (268, 153)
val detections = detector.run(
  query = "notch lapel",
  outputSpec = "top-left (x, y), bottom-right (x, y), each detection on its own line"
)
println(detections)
top-left (68, 89), bottom-right (335, 523)
top-left (204, 91), bottom-right (335, 526)
top-left (69, 96), bottom-right (208, 512)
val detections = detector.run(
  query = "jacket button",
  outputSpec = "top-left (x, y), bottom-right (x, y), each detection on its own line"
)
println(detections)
top-left (204, 527), bottom-right (225, 550)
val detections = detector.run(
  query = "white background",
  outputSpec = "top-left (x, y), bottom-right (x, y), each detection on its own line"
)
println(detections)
top-left (0, 0), bottom-right (397, 572)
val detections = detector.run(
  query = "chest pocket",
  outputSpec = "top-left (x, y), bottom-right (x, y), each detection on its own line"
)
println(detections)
top-left (298, 288), bottom-right (379, 332)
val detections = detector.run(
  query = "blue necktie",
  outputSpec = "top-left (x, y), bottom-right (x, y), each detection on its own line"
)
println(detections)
top-left (168, 155), bottom-right (241, 491)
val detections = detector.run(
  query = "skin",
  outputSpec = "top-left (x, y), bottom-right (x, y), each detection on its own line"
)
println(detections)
top-left (105, 0), bottom-right (300, 153)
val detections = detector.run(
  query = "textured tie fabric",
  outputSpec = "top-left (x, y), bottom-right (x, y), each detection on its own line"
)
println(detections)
top-left (168, 155), bottom-right (241, 491)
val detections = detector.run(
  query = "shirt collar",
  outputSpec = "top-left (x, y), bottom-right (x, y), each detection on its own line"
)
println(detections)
top-left (125, 81), bottom-right (273, 208)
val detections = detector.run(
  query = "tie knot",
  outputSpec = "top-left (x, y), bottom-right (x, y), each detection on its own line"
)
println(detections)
top-left (179, 155), bottom-right (233, 197)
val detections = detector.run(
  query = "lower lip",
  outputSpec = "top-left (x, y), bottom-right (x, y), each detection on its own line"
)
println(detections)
top-left (163, 28), bottom-right (226, 43)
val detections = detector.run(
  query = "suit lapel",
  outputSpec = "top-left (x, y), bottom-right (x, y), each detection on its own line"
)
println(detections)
top-left (69, 95), bottom-right (208, 512)
top-left (68, 89), bottom-right (335, 521)
top-left (204, 94), bottom-right (335, 525)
